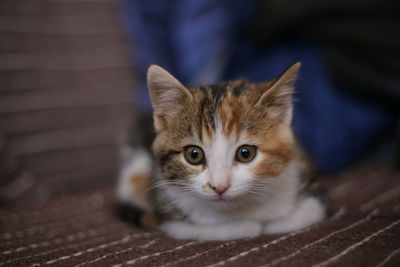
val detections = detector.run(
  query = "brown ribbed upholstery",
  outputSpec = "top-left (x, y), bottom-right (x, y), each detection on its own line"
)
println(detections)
top-left (0, 1), bottom-right (399, 266)
top-left (0, 162), bottom-right (399, 266)
top-left (0, 0), bottom-right (134, 203)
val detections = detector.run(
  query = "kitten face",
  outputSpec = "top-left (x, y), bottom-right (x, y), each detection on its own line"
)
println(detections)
top-left (148, 64), bottom-right (300, 204)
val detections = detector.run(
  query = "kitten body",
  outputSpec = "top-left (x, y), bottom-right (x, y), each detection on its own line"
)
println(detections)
top-left (117, 63), bottom-right (326, 241)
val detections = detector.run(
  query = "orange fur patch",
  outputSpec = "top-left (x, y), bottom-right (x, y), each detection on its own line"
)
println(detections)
top-left (250, 123), bottom-right (296, 178)
top-left (130, 173), bottom-right (150, 196)
top-left (219, 95), bottom-right (241, 138)
top-left (202, 122), bottom-right (214, 141)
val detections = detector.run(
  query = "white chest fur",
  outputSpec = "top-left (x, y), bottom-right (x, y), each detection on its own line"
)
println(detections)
top-left (165, 162), bottom-right (301, 224)
top-left (160, 161), bottom-right (325, 240)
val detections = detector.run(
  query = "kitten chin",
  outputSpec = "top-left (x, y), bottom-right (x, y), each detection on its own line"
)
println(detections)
top-left (116, 62), bottom-right (326, 241)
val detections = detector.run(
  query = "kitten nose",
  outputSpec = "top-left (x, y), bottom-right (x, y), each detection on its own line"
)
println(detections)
top-left (208, 183), bottom-right (229, 196)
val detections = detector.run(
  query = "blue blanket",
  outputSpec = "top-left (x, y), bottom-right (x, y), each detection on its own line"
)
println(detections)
top-left (120, 0), bottom-right (395, 172)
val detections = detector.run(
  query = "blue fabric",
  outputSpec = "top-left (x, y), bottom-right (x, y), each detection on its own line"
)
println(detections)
top-left (226, 41), bottom-right (395, 171)
top-left (119, 0), bottom-right (396, 172)
top-left (120, 0), bottom-right (251, 110)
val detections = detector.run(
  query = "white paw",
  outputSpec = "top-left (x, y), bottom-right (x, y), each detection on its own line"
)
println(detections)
top-left (159, 221), bottom-right (192, 240)
top-left (216, 221), bottom-right (263, 240)
top-left (264, 196), bottom-right (326, 234)
top-left (160, 221), bottom-right (263, 241)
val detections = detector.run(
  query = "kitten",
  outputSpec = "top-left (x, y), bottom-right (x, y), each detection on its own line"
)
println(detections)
top-left (117, 62), bottom-right (326, 241)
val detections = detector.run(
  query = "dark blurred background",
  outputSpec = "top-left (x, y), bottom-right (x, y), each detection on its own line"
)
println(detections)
top-left (120, 0), bottom-right (400, 172)
top-left (0, 0), bottom-right (134, 204)
top-left (0, 0), bottom-right (399, 204)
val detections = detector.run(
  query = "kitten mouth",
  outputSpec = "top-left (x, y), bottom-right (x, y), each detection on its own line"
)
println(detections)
top-left (208, 195), bottom-right (235, 202)
top-left (201, 191), bottom-right (243, 202)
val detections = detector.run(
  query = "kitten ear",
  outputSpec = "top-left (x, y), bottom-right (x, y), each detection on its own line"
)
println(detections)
top-left (147, 65), bottom-right (192, 131)
top-left (256, 62), bottom-right (301, 124)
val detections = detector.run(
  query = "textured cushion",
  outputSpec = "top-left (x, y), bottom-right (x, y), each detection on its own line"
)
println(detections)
top-left (1, 163), bottom-right (399, 266)
top-left (0, 0), bottom-right (133, 203)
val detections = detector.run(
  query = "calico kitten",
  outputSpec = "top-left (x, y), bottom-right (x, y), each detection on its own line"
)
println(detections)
top-left (117, 62), bottom-right (326, 241)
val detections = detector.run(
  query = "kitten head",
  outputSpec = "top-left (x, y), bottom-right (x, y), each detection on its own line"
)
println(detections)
top-left (147, 63), bottom-right (301, 203)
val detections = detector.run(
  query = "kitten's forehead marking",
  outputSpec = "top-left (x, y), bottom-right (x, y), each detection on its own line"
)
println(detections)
top-left (197, 80), bottom-right (250, 142)
top-left (199, 85), bottom-right (246, 183)
top-left (218, 94), bottom-right (242, 139)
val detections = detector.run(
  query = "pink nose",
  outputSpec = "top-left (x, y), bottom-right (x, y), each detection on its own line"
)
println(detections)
top-left (209, 183), bottom-right (229, 196)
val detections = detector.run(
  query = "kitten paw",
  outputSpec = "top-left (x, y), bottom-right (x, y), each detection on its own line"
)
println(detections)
top-left (160, 221), bottom-right (263, 241)
top-left (264, 196), bottom-right (325, 234)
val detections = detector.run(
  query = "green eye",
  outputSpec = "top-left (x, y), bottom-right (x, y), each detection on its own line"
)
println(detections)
top-left (184, 146), bottom-right (206, 165)
top-left (235, 145), bottom-right (257, 163)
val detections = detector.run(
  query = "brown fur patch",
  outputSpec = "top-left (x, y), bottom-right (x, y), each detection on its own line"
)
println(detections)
top-left (249, 123), bottom-right (296, 178)
top-left (219, 94), bottom-right (242, 138)
top-left (130, 173), bottom-right (150, 196)
top-left (202, 121), bottom-right (214, 141)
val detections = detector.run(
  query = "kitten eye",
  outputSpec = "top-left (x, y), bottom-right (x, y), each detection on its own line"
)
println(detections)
top-left (184, 146), bottom-right (206, 165)
top-left (235, 145), bottom-right (257, 163)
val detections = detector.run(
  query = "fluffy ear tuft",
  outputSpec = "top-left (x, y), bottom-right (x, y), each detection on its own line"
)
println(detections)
top-left (256, 62), bottom-right (301, 124)
top-left (147, 65), bottom-right (192, 131)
